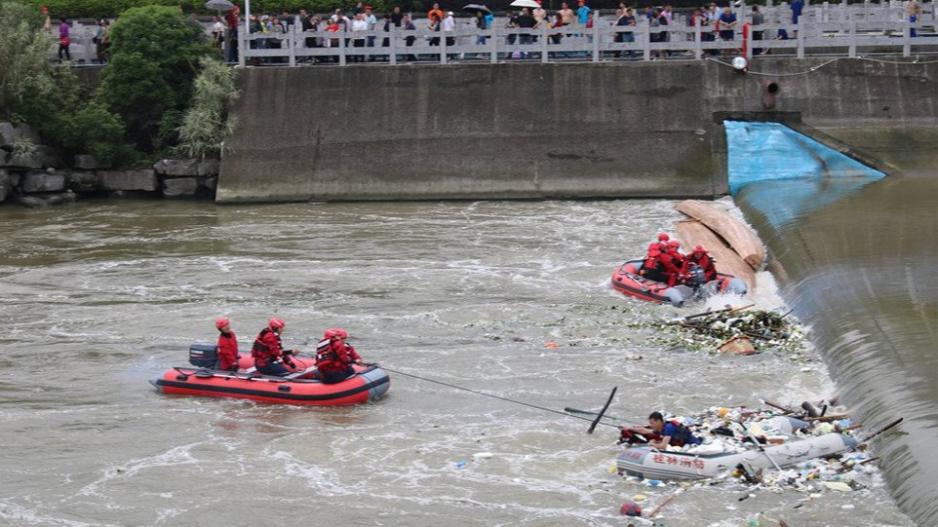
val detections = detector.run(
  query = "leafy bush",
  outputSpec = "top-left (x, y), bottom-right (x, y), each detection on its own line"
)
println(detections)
top-left (0, 2), bottom-right (53, 122)
top-left (177, 56), bottom-right (239, 158)
top-left (58, 101), bottom-right (137, 166)
top-left (99, 5), bottom-right (212, 152)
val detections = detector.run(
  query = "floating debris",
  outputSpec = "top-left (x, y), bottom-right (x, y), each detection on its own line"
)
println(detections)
top-left (643, 305), bottom-right (811, 360)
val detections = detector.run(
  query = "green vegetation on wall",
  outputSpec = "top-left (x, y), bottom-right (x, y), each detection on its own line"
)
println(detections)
top-left (99, 5), bottom-right (212, 152)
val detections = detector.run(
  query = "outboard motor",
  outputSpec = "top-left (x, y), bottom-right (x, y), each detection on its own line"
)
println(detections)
top-left (189, 343), bottom-right (218, 368)
top-left (686, 263), bottom-right (707, 289)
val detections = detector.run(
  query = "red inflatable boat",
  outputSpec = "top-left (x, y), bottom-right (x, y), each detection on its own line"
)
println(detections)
top-left (152, 353), bottom-right (390, 406)
top-left (611, 259), bottom-right (747, 306)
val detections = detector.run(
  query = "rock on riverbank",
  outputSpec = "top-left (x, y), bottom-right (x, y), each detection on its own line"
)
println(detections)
top-left (0, 122), bottom-right (219, 207)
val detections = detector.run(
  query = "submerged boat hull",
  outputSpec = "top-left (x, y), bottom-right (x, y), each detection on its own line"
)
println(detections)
top-left (616, 433), bottom-right (857, 480)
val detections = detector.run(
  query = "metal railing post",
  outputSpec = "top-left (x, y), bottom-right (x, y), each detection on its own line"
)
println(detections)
top-left (490, 27), bottom-right (498, 63)
top-left (541, 23), bottom-right (549, 62)
top-left (796, 19), bottom-right (805, 57)
top-left (238, 31), bottom-right (246, 67)
top-left (694, 18), bottom-right (702, 60)
top-left (848, 15), bottom-right (856, 57)
top-left (902, 19), bottom-right (911, 56)
top-left (389, 25), bottom-right (397, 65)
top-left (642, 18), bottom-right (651, 61)
top-left (591, 15), bottom-right (600, 61)
top-left (441, 29), bottom-right (448, 64)
top-left (288, 25), bottom-right (296, 67)
top-left (339, 27), bottom-right (347, 66)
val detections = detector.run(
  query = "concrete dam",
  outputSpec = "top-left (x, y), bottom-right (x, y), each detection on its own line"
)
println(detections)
top-left (218, 57), bottom-right (938, 202)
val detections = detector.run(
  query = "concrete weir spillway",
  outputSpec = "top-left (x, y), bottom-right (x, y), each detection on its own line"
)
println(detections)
top-left (217, 58), bottom-right (938, 203)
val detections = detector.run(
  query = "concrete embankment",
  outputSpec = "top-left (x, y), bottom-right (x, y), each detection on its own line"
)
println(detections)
top-left (219, 58), bottom-right (938, 203)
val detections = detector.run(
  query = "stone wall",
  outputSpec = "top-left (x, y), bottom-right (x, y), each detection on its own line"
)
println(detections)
top-left (218, 58), bottom-right (938, 203)
top-left (0, 122), bottom-right (218, 207)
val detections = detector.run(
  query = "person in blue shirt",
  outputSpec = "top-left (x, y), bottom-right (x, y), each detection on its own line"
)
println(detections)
top-left (622, 411), bottom-right (702, 448)
top-left (576, 0), bottom-right (591, 26)
top-left (791, 0), bottom-right (804, 28)
top-left (717, 6), bottom-right (737, 41)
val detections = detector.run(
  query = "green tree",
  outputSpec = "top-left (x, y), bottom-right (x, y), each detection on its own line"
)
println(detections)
top-left (0, 1), bottom-right (51, 122)
top-left (99, 5), bottom-right (211, 152)
top-left (177, 56), bottom-right (239, 158)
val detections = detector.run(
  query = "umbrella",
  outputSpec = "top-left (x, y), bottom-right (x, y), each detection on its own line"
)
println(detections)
top-left (462, 3), bottom-right (492, 13)
top-left (205, 0), bottom-right (235, 13)
top-left (509, 0), bottom-right (540, 7)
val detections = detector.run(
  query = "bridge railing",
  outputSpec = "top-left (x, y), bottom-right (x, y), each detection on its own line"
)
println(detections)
top-left (238, 13), bottom-right (938, 66)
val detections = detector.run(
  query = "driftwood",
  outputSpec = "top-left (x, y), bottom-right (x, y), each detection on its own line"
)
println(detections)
top-left (677, 220), bottom-right (756, 292)
top-left (676, 200), bottom-right (766, 270)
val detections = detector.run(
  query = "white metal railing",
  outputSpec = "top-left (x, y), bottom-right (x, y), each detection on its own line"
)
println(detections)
top-left (237, 14), bottom-right (937, 66)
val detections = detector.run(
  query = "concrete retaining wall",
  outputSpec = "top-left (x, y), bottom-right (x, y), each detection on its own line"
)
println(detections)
top-left (219, 58), bottom-right (938, 202)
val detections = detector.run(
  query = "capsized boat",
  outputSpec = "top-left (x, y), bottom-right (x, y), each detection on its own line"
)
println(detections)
top-left (152, 345), bottom-right (390, 406)
top-left (611, 259), bottom-right (748, 306)
top-left (615, 432), bottom-right (857, 480)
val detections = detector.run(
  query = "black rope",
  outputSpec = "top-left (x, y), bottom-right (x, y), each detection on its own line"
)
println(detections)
top-left (378, 365), bottom-right (620, 430)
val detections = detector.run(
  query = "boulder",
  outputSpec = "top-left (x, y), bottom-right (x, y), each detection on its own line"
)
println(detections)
top-left (0, 122), bottom-right (14, 150)
top-left (74, 155), bottom-right (102, 170)
top-left (21, 172), bottom-right (66, 193)
top-left (8, 145), bottom-right (60, 169)
top-left (98, 169), bottom-right (158, 191)
top-left (197, 158), bottom-right (220, 176)
top-left (153, 158), bottom-right (199, 177)
top-left (67, 171), bottom-right (98, 192)
top-left (162, 177), bottom-right (199, 198)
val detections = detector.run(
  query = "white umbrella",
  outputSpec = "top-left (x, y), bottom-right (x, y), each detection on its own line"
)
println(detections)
top-left (205, 0), bottom-right (235, 12)
top-left (509, 0), bottom-right (541, 7)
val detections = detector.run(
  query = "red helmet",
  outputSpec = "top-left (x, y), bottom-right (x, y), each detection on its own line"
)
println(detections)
top-left (693, 245), bottom-right (706, 254)
top-left (667, 240), bottom-right (681, 250)
top-left (657, 233), bottom-right (670, 242)
top-left (215, 316), bottom-right (230, 330)
top-left (268, 317), bottom-right (285, 331)
top-left (324, 327), bottom-right (348, 340)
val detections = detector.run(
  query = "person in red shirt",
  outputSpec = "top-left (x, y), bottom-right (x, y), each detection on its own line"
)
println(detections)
top-left (215, 316), bottom-right (240, 371)
top-left (683, 245), bottom-right (718, 283)
top-left (657, 240), bottom-right (685, 286)
top-left (251, 317), bottom-right (297, 376)
top-left (315, 328), bottom-right (363, 384)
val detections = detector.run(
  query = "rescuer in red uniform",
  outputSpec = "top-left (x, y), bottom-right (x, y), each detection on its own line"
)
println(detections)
top-left (215, 316), bottom-right (240, 371)
top-left (657, 240), bottom-right (685, 286)
top-left (252, 317), bottom-right (296, 377)
top-left (683, 245), bottom-right (718, 283)
top-left (315, 328), bottom-right (363, 384)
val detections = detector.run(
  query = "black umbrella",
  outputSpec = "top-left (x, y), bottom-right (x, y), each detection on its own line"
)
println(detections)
top-left (462, 3), bottom-right (492, 13)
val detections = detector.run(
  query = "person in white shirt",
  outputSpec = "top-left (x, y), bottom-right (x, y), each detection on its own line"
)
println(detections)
top-left (351, 13), bottom-right (368, 61)
top-left (441, 11), bottom-right (456, 48)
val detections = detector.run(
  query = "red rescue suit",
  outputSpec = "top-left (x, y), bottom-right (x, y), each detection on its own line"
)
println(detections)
top-left (252, 328), bottom-right (286, 369)
top-left (657, 250), bottom-right (684, 287)
top-left (684, 251), bottom-right (717, 282)
top-left (315, 339), bottom-right (362, 374)
top-left (217, 331), bottom-right (239, 370)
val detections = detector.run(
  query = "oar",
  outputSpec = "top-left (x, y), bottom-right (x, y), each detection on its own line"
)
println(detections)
top-left (564, 407), bottom-right (640, 425)
top-left (588, 387), bottom-right (617, 434)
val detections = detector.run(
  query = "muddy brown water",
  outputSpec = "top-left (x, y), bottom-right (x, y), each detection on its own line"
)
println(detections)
top-left (0, 199), bottom-right (912, 526)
